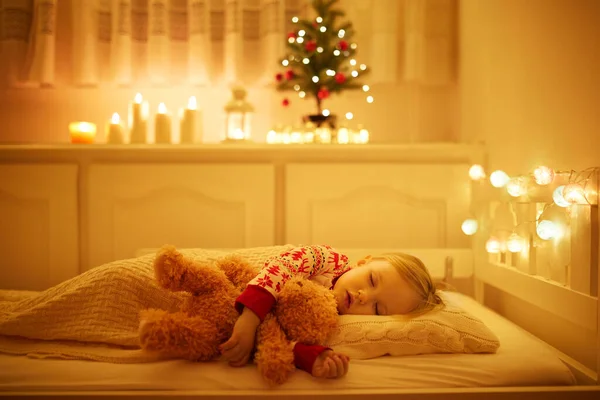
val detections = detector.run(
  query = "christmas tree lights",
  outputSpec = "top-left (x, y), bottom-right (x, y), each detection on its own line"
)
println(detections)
top-left (275, 0), bottom-right (371, 116)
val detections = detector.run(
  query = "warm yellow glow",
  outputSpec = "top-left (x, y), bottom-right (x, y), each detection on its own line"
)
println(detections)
top-left (362, 85), bottom-right (370, 92)
top-left (70, 122), bottom-right (96, 133)
top-left (490, 170), bottom-right (510, 188)
top-left (351, 71), bottom-right (359, 77)
top-left (312, 76), bottom-right (319, 83)
top-left (350, 59), bottom-right (357, 66)
top-left (366, 96), bottom-right (374, 103)
top-left (536, 220), bottom-right (560, 240)
top-left (461, 219), bottom-right (478, 235)
top-left (282, 60), bottom-right (289, 67)
top-left (506, 233), bottom-right (524, 253)
top-left (266, 130), bottom-right (277, 144)
top-left (358, 128), bottom-right (369, 143)
top-left (298, 30), bottom-right (305, 37)
top-left (134, 93), bottom-right (143, 103)
top-left (333, 49), bottom-right (341, 56)
top-left (299, 91), bottom-right (306, 98)
top-left (468, 164), bottom-right (486, 181)
top-left (288, 37), bottom-right (295, 44)
top-left (345, 112), bottom-right (353, 120)
top-left (563, 183), bottom-right (587, 204)
top-left (187, 96), bottom-right (197, 110)
top-left (553, 185), bottom-right (570, 207)
top-left (158, 102), bottom-right (167, 114)
top-left (485, 237), bottom-right (501, 253)
top-left (322, 109), bottom-right (330, 117)
top-left (69, 121), bottom-right (97, 144)
top-left (337, 127), bottom-right (349, 144)
top-left (231, 128), bottom-right (245, 140)
top-left (360, 64), bottom-right (367, 71)
top-left (297, 37), bottom-right (305, 44)
top-left (316, 16), bottom-right (323, 23)
top-left (292, 16), bottom-right (298, 23)
top-left (507, 177), bottom-right (527, 197)
top-left (533, 166), bottom-right (555, 185)
top-left (111, 113), bottom-right (120, 124)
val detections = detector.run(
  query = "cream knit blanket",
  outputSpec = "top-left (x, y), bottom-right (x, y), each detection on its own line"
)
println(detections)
top-left (0, 246), bottom-right (293, 363)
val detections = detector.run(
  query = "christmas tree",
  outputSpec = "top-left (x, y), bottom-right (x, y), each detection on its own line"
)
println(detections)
top-left (275, 0), bottom-right (371, 118)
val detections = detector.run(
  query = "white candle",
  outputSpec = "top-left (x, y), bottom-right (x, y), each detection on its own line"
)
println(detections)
top-left (359, 127), bottom-right (369, 143)
top-left (179, 96), bottom-right (197, 144)
top-left (231, 128), bottom-right (245, 140)
top-left (106, 113), bottom-right (124, 144)
top-left (69, 121), bottom-right (96, 144)
top-left (129, 92), bottom-right (148, 143)
top-left (155, 102), bottom-right (172, 144)
top-left (266, 130), bottom-right (277, 144)
top-left (337, 127), bottom-right (350, 144)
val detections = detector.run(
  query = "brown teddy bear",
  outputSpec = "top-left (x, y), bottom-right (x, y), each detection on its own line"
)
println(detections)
top-left (138, 245), bottom-right (339, 385)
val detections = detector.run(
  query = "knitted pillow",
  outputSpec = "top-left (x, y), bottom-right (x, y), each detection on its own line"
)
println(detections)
top-left (324, 292), bottom-right (500, 359)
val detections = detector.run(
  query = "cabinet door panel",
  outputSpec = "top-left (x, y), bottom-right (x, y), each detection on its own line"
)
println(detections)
top-left (87, 164), bottom-right (275, 268)
top-left (0, 164), bottom-right (79, 290)
top-left (286, 163), bottom-right (470, 249)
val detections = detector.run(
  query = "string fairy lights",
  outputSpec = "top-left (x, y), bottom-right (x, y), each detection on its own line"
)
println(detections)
top-left (462, 163), bottom-right (599, 254)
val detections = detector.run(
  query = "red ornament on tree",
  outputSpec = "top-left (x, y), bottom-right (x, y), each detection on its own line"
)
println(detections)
top-left (338, 40), bottom-right (349, 51)
top-left (317, 88), bottom-right (330, 100)
top-left (282, 98), bottom-right (290, 107)
top-left (335, 72), bottom-right (346, 84)
top-left (287, 32), bottom-right (296, 39)
top-left (285, 69), bottom-right (294, 80)
top-left (275, 73), bottom-right (283, 82)
top-left (305, 40), bottom-right (317, 52)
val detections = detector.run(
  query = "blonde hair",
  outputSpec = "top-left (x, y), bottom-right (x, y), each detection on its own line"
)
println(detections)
top-left (376, 253), bottom-right (448, 316)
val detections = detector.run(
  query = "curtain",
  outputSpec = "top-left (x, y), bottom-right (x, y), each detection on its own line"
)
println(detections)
top-left (0, 0), bottom-right (457, 89)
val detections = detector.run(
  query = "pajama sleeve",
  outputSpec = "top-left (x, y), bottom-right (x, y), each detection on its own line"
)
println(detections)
top-left (293, 343), bottom-right (330, 374)
top-left (235, 244), bottom-right (350, 321)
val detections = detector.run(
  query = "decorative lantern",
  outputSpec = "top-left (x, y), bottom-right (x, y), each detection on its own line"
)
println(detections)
top-left (224, 86), bottom-right (254, 142)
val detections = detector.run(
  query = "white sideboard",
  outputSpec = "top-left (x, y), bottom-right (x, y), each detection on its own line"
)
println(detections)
top-left (0, 143), bottom-right (484, 290)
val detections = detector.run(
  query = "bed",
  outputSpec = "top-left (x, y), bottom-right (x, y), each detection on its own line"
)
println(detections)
top-left (0, 247), bottom-right (598, 399)
top-left (0, 146), bottom-right (598, 399)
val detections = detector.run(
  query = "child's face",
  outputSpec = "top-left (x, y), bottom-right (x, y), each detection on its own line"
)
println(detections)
top-left (332, 259), bottom-right (421, 316)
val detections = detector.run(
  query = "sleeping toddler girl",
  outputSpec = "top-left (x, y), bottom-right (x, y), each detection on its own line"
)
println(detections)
top-left (220, 244), bottom-right (444, 379)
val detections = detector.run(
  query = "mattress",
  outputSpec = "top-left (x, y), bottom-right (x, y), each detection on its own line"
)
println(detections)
top-left (0, 292), bottom-right (575, 393)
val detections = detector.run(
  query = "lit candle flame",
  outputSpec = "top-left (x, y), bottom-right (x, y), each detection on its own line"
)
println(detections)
top-left (111, 112), bottom-right (120, 124)
top-left (134, 93), bottom-right (143, 104)
top-left (77, 122), bottom-right (96, 133)
top-left (158, 102), bottom-right (167, 114)
top-left (187, 96), bottom-right (197, 110)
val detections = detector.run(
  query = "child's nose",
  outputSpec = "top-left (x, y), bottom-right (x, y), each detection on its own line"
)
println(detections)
top-left (357, 289), bottom-right (370, 304)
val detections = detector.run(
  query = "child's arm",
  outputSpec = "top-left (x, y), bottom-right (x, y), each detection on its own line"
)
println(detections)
top-left (235, 244), bottom-right (350, 321)
top-left (222, 245), bottom-right (349, 367)
top-left (219, 307), bottom-right (260, 367)
top-left (295, 343), bottom-right (350, 379)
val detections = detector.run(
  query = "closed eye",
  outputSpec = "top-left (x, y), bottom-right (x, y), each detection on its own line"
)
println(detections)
top-left (370, 272), bottom-right (375, 287)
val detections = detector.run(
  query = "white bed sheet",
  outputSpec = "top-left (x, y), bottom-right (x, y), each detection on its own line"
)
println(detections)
top-left (0, 292), bottom-right (575, 392)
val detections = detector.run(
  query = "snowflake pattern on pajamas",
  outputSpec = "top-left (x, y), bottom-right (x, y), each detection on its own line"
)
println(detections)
top-left (247, 244), bottom-right (350, 298)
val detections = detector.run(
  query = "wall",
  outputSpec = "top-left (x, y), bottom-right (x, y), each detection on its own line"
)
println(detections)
top-left (459, 0), bottom-right (600, 174)
top-left (0, 0), bottom-right (458, 145)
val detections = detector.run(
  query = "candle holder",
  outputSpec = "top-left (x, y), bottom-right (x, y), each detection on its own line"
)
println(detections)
top-left (69, 122), bottom-right (97, 144)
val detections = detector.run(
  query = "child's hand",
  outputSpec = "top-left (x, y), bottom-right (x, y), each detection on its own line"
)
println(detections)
top-left (312, 350), bottom-right (350, 379)
top-left (220, 308), bottom-right (260, 367)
